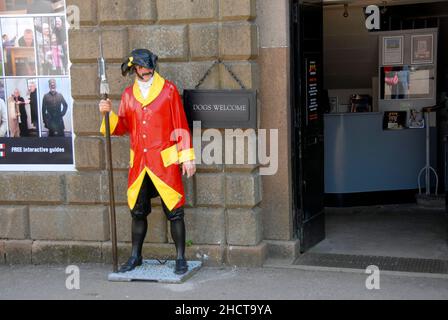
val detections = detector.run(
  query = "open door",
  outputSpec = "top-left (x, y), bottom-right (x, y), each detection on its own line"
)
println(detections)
top-left (291, 0), bottom-right (325, 253)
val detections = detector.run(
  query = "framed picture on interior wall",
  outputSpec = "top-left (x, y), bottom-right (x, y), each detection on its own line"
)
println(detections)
top-left (383, 36), bottom-right (404, 65)
top-left (411, 34), bottom-right (433, 65)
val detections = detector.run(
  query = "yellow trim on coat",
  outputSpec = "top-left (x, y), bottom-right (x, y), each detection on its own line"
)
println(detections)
top-left (127, 167), bottom-right (183, 212)
top-left (133, 72), bottom-right (165, 107)
top-left (100, 111), bottom-right (119, 136)
top-left (129, 149), bottom-right (135, 168)
top-left (178, 148), bottom-right (196, 164)
top-left (161, 144), bottom-right (179, 168)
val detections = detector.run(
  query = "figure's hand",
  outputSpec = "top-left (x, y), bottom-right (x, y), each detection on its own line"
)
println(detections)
top-left (99, 99), bottom-right (112, 115)
top-left (182, 160), bottom-right (196, 178)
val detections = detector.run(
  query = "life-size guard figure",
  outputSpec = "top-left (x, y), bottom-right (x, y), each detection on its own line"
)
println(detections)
top-left (99, 49), bottom-right (196, 275)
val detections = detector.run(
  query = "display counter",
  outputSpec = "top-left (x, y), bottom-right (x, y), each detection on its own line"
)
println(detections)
top-left (325, 112), bottom-right (437, 203)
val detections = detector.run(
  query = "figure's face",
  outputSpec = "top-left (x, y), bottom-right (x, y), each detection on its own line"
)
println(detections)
top-left (42, 24), bottom-right (50, 36)
top-left (14, 89), bottom-right (19, 97)
top-left (55, 18), bottom-right (62, 28)
top-left (24, 32), bottom-right (33, 45)
top-left (49, 80), bottom-right (56, 91)
top-left (29, 83), bottom-right (36, 92)
top-left (135, 65), bottom-right (154, 82)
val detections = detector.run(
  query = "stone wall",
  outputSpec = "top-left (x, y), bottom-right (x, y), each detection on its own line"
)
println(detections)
top-left (0, 0), bottom-right (267, 267)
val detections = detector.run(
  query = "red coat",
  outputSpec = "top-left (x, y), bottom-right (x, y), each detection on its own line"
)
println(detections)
top-left (101, 72), bottom-right (195, 211)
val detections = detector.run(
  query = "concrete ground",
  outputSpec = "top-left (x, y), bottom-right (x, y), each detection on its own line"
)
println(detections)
top-left (1, 264), bottom-right (448, 300)
top-left (311, 204), bottom-right (448, 259)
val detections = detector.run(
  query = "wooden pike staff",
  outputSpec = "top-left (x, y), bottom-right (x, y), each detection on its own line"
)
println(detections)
top-left (98, 34), bottom-right (118, 272)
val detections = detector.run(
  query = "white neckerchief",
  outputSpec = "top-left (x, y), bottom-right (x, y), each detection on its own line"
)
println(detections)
top-left (137, 76), bottom-right (154, 99)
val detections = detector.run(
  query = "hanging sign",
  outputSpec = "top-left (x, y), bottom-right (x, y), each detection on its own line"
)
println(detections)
top-left (183, 90), bottom-right (257, 129)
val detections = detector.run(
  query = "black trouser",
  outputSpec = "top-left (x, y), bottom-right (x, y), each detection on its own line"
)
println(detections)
top-left (129, 174), bottom-right (186, 260)
top-left (131, 174), bottom-right (185, 221)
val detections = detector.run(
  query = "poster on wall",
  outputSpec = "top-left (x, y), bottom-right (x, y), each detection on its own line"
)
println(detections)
top-left (383, 36), bottom-right (404, 65)
top-left (306, 59), bottom-right (319, 124)
top-left (411, 34), bottom-right (433, 65)
top-left (0, 0), bottom-right (74, 171)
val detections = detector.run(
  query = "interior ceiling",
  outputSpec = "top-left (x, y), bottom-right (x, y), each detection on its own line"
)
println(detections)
top-left (323, 0), bottom-right (448, 6)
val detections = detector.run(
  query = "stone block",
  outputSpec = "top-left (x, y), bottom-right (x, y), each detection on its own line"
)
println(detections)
top-left (99, 0), bottom-right (157, 25)
top-left (0, 206), bottom-right (29, 240)
top-left (29, 206), bottom-right (109, 241)
top-left (226, 242), bottom-right (267, 267)
top-left (219, 61), bottom-right (259, 90)
top-left (102, 242), bottom-right (132, 264)
top-left (225, 173), bottom-right (262, 207)
top-left (157, 0), bottom-right (217, 23)
top-left (128, 25), bottom-right (188, 61)
top-left (182, 175), bottom-right (195, 208)
top-left (70, 64), bottom-right (98, 98)
top-left (32, 241), bottom-right (103, 264)
top-left (75, 137), bottom-right (104, 170)
top-left (265, 240), bottom-right (300, 261)
top-left (227, 207), bottom-right (262, 246)
top-left (219, 0), bottom-right (256, 21)
top-left (4, 240), bottom-right (32, 265)
top-left (73, 101), bottom-right (104, 136)
top-left (68, 28), bottom-right (99, 62)
top-left (101, 170), bottom-right (129, 205)
top-left (69, 28), bottom-right (128, 62)
top-left (116, 205), bottom-right (167, 243)
top-left (189, 23), bottom-right (219, 60)
top-left (219, 22), bottom-right (258, 60)
top-left (66, 0), bottom-right (97, 26)
top-left (158, 62), bottom-right (220, 92)
top-left (0, 241), bottom-right (6, 264)
top-left (109, 137), bottom-right (130, 170)
top-left (168, 208), bottom-right (225, 245)
top-left (66, 173), bottom-right (103, 204)
top-left (195, 173), bottom-right (225, 206)
top-left (0, 174), bottom-right (64, 204)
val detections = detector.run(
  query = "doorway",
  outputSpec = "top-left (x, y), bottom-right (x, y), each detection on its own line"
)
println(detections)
top-left (291, 0), bottom-right (448, 268)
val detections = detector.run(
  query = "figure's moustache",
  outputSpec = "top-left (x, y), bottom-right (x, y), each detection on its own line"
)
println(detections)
top-left (136, 71), bottom-right (154, 80)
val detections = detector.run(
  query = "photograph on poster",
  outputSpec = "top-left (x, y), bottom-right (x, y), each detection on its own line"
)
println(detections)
top-left (1, 17), bottom-right (36, 76)
top-left (383, 36), bottom-right (404, 65)
top-left (39, 77), bottom-right (72, 138)
top-left (34, 16), bottom-right (68, 76)
top-left (5, 78), bottom-right (40, 137)
top-left (411, 34), bottom-right (433, 65)
top-left (0, 0), bottom-right (65, 15)
top-left (0, 80), bottom-right (6, 137)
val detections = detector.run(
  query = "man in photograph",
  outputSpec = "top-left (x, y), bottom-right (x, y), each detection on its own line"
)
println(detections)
top-left (26, 82), bottom-right (39, 132)
top-left (42, 79), bottom-right (68, 137)
top-left (18, 29), bottom-right (34, 47)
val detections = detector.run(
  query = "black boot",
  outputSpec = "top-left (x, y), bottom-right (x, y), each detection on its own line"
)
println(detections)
top-left (118, 214), bottom-right (148, 273)
top-left (170, 216), bottom-right (188, 275)
top-left (118, 256), bottom-right (143, 273)
top-left (175, 258), bottom-right (188, 275)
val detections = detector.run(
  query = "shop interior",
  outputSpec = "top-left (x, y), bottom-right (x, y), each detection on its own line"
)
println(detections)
top-left (311, 0), bottom-right (448, 261)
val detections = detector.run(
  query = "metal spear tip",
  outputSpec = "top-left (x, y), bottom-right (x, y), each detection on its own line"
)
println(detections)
top-left (100, 82), bottom-right (110, 96)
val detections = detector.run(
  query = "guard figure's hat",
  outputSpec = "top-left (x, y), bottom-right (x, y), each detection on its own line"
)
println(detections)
top-left (121, 49), bottom-right (158, 77)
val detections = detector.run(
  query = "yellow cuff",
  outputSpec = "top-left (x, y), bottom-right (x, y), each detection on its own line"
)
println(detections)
top-left (100, 111), bottom-right (119, 136)
top-left (178, 148), bottom-right (196, 164)
top-left (161, 144), bottom-right (179, 168)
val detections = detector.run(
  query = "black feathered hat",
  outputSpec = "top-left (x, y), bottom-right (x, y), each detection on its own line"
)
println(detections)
top-left (121, 49), bottom-right (158, 77)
